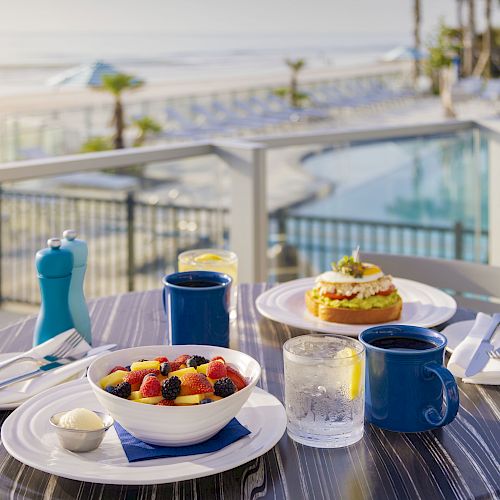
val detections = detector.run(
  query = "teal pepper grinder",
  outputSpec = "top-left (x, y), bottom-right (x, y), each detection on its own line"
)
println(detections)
top-left (33, 238), bottom-right (74, 346)
top-left (61, 229), bottom-right (92, 345)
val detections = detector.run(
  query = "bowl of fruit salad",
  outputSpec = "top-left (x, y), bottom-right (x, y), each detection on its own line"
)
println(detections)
top-left (87, 345), bottom-right (260, 446)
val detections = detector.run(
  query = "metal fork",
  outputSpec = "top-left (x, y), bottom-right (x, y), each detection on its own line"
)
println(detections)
top-left (0, 330), bottom-right (83, 371)
top-left (487, 348), bottom-right (500, 360)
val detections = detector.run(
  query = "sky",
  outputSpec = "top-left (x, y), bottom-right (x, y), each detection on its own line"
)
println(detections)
top-left (0, 0), bottom-right (497, 37)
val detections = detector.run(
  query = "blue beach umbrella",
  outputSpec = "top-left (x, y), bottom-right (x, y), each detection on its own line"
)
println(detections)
top-left (47, 60), bottom-right (123, 88)
top-left (381, 46), bottom-right (426, 62)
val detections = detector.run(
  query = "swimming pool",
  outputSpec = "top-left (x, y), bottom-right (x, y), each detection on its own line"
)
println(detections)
top-left (295, 130), bottom-right (488, 232)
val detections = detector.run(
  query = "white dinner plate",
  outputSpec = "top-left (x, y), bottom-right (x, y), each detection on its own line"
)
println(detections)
top-left (0, 352), bottom-right (87, 410)
top-left (1, 379), bottom-right (286, 485)
top-left (256, 277), bottom-right (457, 336)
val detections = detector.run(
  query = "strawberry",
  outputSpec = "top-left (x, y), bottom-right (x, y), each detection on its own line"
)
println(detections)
top-left (155, 356), bottom-right (169, 363)
top-left (174, 354), bottom-right (190, 365)
top-left (211, 356), bottom-right (225, 363)
top-left (180, 373), bottom-right (213, 395)
top-left (206, 360), bottom-right (227, 379)
top-left (168, 361), bottom-right (181, 372)
top-left (157, 399), bottom-right (175, 406)
top-left (140, 375), bottom-right (161, 397)
top-left (108, 365), bottom-right (128, 374)
top-left (124, 368), bottom-right (159, 386)
top-left (226, 365), bottom-right (247, 390)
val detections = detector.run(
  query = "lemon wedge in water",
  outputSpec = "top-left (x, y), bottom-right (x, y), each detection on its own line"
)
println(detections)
top-left (194, 253), bottom-right (224, 263)
top-left (337, 347), bottom-right (363, 400)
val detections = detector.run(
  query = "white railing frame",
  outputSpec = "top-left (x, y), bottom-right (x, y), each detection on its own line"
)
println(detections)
top-left (1, 119), bottom-right (499, 281)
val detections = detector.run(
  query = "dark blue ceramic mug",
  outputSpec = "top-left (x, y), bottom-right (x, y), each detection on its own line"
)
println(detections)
top-left (162, 271), bottom-right (232, 347)
top-left (359, 325), bottom-right (459, 432)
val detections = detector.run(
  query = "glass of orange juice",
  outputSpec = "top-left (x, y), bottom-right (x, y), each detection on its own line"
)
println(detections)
top-left (178, 249), bottom-right (238, 320)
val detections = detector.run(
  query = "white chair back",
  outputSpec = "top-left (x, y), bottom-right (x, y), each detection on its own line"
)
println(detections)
top-left (362, 252), bottom-right (500, 314)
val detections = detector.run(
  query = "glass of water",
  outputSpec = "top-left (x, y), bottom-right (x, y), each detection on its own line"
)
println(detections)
top-left (283, 334), bottom-right (365, 448)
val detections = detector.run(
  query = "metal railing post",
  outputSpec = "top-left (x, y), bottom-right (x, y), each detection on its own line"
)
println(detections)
top-left (454, 221), bottom-right (464, 260)
top-left (126, 191), bottom-right (135, 292)
top-left (214, 140), bottom-right (268, 283)
top-left (0, 184), bottom-right (3, 303)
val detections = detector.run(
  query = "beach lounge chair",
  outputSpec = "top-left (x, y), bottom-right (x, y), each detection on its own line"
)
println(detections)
top-left (452, 77), bottom-right (483, 100)
top-left (210, 101), bottom-right (268, 129)
top-left (260, 95), bottom-right (329, 121)
top-left (232, 99), bottom-right (285, 125)
top-left (164, 106), bottom-right (223, 139)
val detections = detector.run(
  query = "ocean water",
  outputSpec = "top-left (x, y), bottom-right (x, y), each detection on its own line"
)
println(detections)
top-left (0, 31), bottom-right (402, 95)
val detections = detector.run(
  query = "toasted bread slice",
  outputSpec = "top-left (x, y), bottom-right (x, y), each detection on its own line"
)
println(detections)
top-left (305, 290), bottom-right (402, 324)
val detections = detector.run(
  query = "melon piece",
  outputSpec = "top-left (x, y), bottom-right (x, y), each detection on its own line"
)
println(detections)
top-left (99, 370), bottom-right (128, 389)
top-left (129, 390), bottom-right (142, 400)
top-left (134, 396), bottom-right (163, 404)
top-left (168, 366), bottom-right (196, 378)
top-left (174, 392), bottom-right (214, 405)
top-left (130, 360), bottom-right (160, 372)
top-left (196, 363), bottom-right (209, 375)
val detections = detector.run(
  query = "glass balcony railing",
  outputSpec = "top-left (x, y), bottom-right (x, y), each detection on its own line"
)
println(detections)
top-left (0, 120), bottom-right (497, 304)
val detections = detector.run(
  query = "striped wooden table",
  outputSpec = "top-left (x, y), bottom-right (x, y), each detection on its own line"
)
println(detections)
top-left (0, 285), bottom-right (498, 500)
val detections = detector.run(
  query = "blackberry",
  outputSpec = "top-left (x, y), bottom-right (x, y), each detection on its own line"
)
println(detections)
top-left (186, 355), bottom-right (210, 368)
top-left (160, 361), bottom-right (171, 376)
top-left (213, 377), bottom-right (236, 398)
top-left (200, 398), bottom-right (212, 404)
top-left (162, 376), bottom-right (181, 400)
top-left (125, 365), bottom-right (131, 371)
top-left (105, 382), bottom-right (131, 399)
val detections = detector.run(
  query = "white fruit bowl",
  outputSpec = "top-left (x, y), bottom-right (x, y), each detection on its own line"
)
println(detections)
top-left (87, 345), bottom-right (261, 446)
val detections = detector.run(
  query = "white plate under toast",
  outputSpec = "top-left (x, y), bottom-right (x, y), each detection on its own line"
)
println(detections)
top-left (256, 277), bottom-right (457, 336)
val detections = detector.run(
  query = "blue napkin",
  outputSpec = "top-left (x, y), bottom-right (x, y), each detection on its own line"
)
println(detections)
top-left (114, 419), bottom-right (251, 462)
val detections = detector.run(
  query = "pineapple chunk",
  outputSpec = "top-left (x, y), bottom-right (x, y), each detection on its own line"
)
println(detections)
top-left (168, 366), bottom-right (196, 378)
top-left (196, 363), bottom-right (209, 375)
top-left (135, 396), bottom-right (162, 404)
top-left (99, 370), bottom-right (128, 389)
top-left (129, 390), bottom-right (142, 400)
top-left (174, 392), bottom-right (214, 405)
top-left (131, 360), bottom-right (160, 372)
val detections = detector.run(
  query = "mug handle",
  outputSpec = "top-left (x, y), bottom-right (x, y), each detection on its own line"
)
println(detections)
top-left (423, 362), bottom-right (460, 427)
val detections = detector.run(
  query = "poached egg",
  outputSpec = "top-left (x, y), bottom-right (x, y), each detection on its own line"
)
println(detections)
top-left (315, 263), bottom-right (384, 284)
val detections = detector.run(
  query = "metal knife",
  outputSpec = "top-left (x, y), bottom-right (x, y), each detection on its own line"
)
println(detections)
top-left (464, 313), bottom-right (500, 377)
top-left (0, 344), bottom-right (116, 390)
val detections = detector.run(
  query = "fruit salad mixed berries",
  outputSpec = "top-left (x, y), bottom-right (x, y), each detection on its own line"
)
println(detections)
top-left (99, 354), bottom-right (248, 406)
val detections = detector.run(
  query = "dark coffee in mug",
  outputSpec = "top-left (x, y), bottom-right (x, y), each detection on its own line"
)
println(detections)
top-left (176, 280), bottom-right (220, 288)
top-left (359, 325), bottom-right (459, 432)
top-left (369, 336), bottom-right (438, 351)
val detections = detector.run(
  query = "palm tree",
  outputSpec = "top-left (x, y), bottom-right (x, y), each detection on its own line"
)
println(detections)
top-left (97, 73), bottom-right (144, 149)
top-left (463, 0), bottom-right (476, 76)
top-left (132, 116), bottom-right (162, 147)
top-left (285, 58), bottom-right (307, 107)
top-left (413, 0), bottom-right (422, 84)
top-left (426, 22), bottom-right (462, 117)
top-left (80, 136), bottom-right (113, 153)
top-left (472, 0), bottom-right (493, 77)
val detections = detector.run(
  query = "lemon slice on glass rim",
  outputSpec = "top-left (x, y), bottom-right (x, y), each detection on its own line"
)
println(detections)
top-left (193, 253), bottom-right (224, 263)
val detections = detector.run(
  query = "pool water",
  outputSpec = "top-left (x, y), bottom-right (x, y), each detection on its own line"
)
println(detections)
top-left (295, 131), bottom-right (488, 232)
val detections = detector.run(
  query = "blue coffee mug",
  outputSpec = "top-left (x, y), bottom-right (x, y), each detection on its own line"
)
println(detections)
top-left (359, 325), bottom-right (459, 432)
top-left (162, 271), bottom-right (232, 347)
